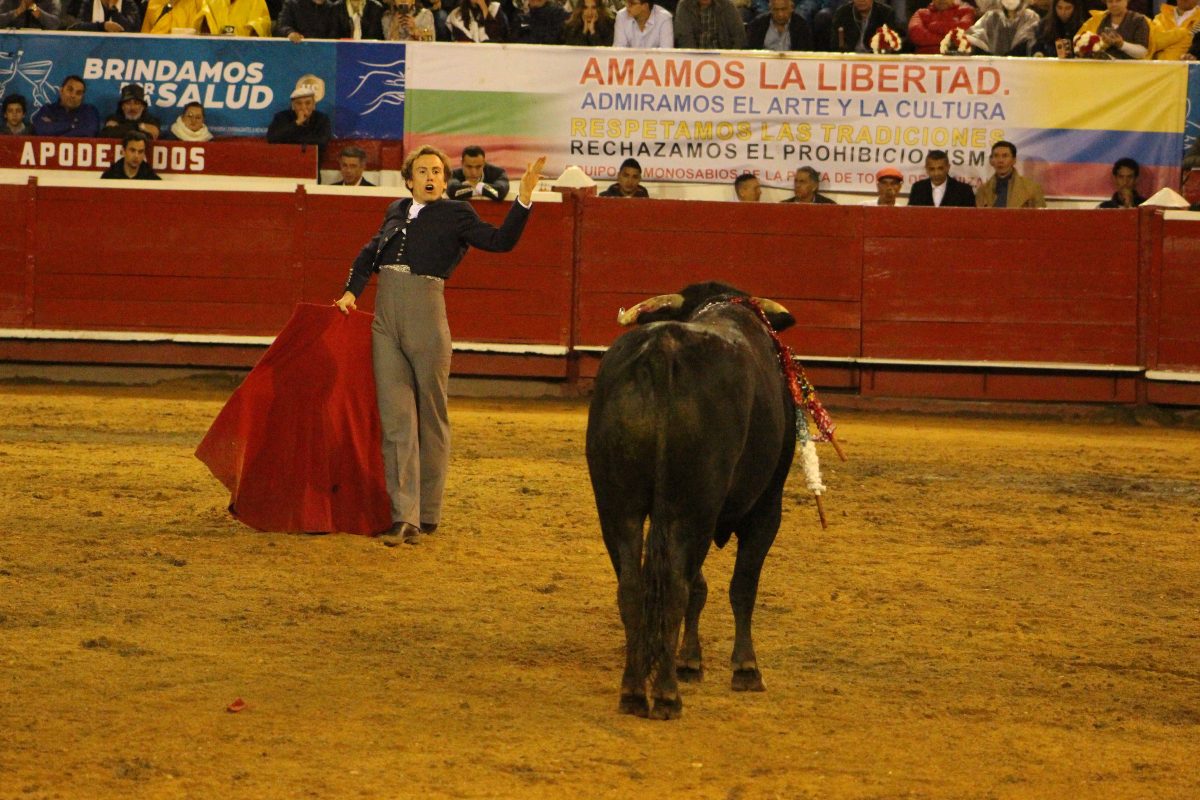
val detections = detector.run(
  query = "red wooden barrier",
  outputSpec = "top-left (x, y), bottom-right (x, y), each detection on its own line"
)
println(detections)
top-left (858, 207), bottom-right (1142, 402)
top-left (1145, 211), bottom-right (1200, 404)
top-left (0, 182), bottom-right (28, 328)
top-left (1157, 215), bottom-right (1200, 371)
top-left (1, 179), bottom-right (1198, 405)
top-left (31, 185), bottom-right (300, 335)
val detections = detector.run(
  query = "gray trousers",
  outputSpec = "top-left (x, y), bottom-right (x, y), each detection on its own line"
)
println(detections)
top-left (371, 270), bottom-right (452, 527)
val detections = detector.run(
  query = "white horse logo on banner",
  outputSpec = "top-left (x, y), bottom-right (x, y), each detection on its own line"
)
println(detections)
top-left (348, 57), bottom-right (405, 116)
top-left (0, 49), bottom-right (56, 108)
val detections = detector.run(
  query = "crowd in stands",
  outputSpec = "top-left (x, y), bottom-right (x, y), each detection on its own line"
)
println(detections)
top-left (1, 73), bottom-right (220, 142)
top-left (0, 0), bottom-right (1195, 58)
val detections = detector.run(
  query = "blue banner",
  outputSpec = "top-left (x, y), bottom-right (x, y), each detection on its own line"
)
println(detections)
top-left (1187, 63), bottom-right (1200, 163)
top-left (0, 32), bottom-right (406, 139)
top-left (334, 41), bottom-right (407, 139)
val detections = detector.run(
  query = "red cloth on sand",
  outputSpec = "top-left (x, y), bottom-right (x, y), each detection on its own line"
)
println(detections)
top-left (195, 303), bottom-right (391, 535)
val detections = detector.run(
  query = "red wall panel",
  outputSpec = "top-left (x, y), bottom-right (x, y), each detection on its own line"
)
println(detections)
top-left (31, 186), bottom-right (300, 334)
top-left (575, 198), bottom-right (864, 356)
top-left (0, 182), bottom-right (29, 326)
top-left (1157, 219), bottom-right (1200, 371)
top-left (862, 209), bottom-right (1139, 365)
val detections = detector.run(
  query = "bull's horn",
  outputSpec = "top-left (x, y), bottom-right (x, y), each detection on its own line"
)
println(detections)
top-left (616, 293), bottom-right (684, 326)
top-left (752, 297), bottom-right (791, 316)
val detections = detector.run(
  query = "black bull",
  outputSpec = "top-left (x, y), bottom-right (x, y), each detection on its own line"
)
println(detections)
top-left (585, 282), bottom-right (798, 720)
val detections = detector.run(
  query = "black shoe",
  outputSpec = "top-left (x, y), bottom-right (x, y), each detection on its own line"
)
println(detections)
top-left (380, 522), bottom-right (421, 547)
top-left (420, 522), bottom-right (438, 534)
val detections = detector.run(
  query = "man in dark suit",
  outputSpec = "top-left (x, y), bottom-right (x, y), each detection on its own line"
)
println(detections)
top-left (747, 0), bottom-right (813, 51)
top-left (907, 149), bottom-right (976, 207)
top-left (447, 144), bottom-right (510, 201)
top-left (781, 165), bottom-right (836, 203)
top-left (818, 0), bottom-right (905, 52)
top-left (334, 146), bottom-right (545, 545)
top-left (333, 145), bottom-right (376, 186)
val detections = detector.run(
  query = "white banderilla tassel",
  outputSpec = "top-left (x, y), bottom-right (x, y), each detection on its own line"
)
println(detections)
top-left (799, 439), bottom-right (828, 529)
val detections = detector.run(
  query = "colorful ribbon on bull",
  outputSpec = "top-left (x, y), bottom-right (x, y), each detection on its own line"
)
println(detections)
top-left (730, 297), bottom-right (847, 529)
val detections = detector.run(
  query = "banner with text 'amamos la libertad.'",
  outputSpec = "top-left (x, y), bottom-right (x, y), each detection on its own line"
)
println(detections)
top-left (403, 43), bottom-right (1187, 200)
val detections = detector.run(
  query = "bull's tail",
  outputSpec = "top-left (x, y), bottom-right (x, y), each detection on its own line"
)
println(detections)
top-left (634, 336), bottom-right (684, 689)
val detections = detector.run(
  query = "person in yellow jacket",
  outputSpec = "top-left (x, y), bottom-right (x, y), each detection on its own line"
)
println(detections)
top-left (1077, 0), bottom-right (1151, 58)
top-left (201, 0), bottom-right (273, 35)
top-left (141, 0), bottom-right (206, 32)
top-left (1148, 0), bottom-right (1199, 59)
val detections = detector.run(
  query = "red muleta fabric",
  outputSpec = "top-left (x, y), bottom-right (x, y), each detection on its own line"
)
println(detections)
top-left (195, 303), bottom-right (391, 535)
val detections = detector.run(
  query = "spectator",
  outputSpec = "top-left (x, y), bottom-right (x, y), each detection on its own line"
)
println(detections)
top-left (1097, 157), bottom-right (1147, 207)
top-left (446, 0), bottom-right (510, 41)
top-left (31, 75), bottom-right (100, 137)
top-left (276, 0), bottom-right (345, 40)
top-left (339, 0), bottom-right (385, 38)
top-left (100, 83), bottom-right (162, 141)
top-left (614, 0), bottom-right (674, 48)
top-left (141, 0), bottom-right (204, 32)
top-left (266, 86), bottom-right (332, 151)
top-left (1077, 0), bottom-right (1150, 57)
top-left (448, 145), bottom-right (510, 200)
top-left (334, 146), bottom-right (375, 186)
top-left (201, 0), bottom-right (272, 35)
top-left (675, 0), bottom-right (747, 48)
top-left (908, 150), bottom-right (976, 206)
top-left (63, 0), bottom-right (140, 30)
top-left (907, 0), bottom-right (975, 53)
top-left (864, 167), bottom-right (903, 206)
top-left (1, 94), bottom-right (31, 136)
top-left (1032, 0), bottom-right (1083, 56)
top-left (734, 172), bottom-right (762, 201)
top-left (166, 102), bottom-right (213, 142)
top-left (0, 0), bottom-right (62, 27)
top-left (100, 131), bottom-right (161, 181)
top-left (781, 165), bottom-right (836, 203)
top-left (1148, 0), bottom-right (1198, 60)
top-left (976, 140), bottom-right (1046, 208)
top-left (514, 0), bottom-right (568, 42)
top-left (1182, 137), bottom-right (1200, 171)
top-left (563, 0), bottom-right (614, 44)
top-left (599, 158), bottom-right (650, 197)
top-left (822, 0), bottom-right (905, 53)
top-left (966, 0), bottom-right (1040, 55)
top-left (383, 0), bottom-right (441, 39)
top-left (747, 0), bottom-right (814, 51)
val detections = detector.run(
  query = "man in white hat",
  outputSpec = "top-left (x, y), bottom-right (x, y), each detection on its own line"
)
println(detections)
top-left (266, 84), bottom-right (332, 153)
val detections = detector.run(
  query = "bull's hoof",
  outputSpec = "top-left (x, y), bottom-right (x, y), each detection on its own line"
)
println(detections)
top-left (649, 696), bottom-right (683, 720)
top-left (731, 668), bottom-right (765, 692)
top-left (676, 662), bottom-right (704, 683)
top-left (618, 693), bottom-right (650, 717)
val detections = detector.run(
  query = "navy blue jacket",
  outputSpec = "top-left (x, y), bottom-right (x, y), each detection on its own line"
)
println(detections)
top-left (747, 11), bottom-right (813, 50)
top-left (344, 198), bottom-right (530, 295)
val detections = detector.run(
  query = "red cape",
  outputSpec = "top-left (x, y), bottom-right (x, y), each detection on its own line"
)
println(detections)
top-left (195, 303), bottom-right (391, 535)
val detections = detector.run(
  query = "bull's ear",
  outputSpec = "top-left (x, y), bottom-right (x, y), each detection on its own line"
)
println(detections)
top-left (617, 293), bottom-right (684, 326)
top-left (754, 298), bottom-right (795, 332)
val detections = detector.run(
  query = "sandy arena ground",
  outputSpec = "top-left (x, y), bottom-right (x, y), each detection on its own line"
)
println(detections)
top-left (1, 379), bottom-right (1198, 799)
